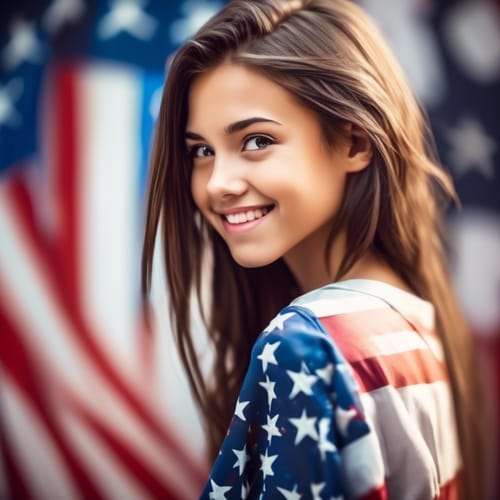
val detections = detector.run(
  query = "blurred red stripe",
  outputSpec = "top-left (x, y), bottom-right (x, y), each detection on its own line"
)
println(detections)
top-left (3, 156), bottom-right (206, 496)
top-left (50, 64), bottom-right (81, 311)
top-left (0, 302), bottom-right (105, 500)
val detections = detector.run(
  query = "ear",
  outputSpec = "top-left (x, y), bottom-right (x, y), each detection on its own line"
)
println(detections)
top-left (343, 123), bottom-right (373, 173)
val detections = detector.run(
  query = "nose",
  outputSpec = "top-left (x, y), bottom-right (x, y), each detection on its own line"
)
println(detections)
top-left (206, 156), bottom-right (247, 199)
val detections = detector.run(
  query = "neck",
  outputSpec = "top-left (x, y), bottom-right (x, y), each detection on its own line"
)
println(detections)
top-left (284, 232), bottom-right (346, 292)
top-left (284, 231), bottom-right (411, 294)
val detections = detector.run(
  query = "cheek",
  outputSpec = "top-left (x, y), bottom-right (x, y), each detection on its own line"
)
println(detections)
top-left (317, 172), bottom-right (346, 212)
top-left (299, 165), bottom-right (347, 219)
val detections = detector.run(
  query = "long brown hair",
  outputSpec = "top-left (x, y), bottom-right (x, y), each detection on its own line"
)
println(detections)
top-left (142, 1), bottom-right (485, 497)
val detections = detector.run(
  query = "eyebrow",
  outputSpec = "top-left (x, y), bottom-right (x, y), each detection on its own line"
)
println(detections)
top-left (185, 117), bottom-right (281, 141)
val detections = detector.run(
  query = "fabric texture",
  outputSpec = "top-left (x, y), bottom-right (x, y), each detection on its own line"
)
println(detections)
top-left (200, 279), bottom-right (461, 499)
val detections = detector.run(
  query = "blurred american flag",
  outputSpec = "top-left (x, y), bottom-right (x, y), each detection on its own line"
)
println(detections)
top-left (0, 1), bottom-right (224, 498)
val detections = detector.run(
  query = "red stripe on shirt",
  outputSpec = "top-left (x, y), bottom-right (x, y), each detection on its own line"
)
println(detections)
top-left (348, 348), bottom-right (448, 393)
top-left (438, 474), bottom-right (460, 500)
top-left (319, 310), bottom-right (448, 392)
top-left (359, 482), bottom-right (388, 500)
top-left (319, 307), bottom-right (432, 358)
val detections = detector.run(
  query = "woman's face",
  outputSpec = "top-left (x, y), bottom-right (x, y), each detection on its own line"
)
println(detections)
top-left (187, 63), bottom-right (357, 270)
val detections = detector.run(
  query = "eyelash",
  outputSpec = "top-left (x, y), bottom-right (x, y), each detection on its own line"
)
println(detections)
top-left (187, 144), bottom-right (214, 159)
top-left (242, 134), bottom-right (276, 151)
top-left (187, 134), bottom-right (276, 159)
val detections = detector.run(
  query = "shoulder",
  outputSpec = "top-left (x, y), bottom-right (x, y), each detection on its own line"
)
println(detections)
top-left (251, 281), bottom-right (390, 371)
top-left (251, 306), bottom-right (333, 374)
top-left (291, 282), bottom-right (391, 319)
top-left (248, 304), bottom-right (359, 401)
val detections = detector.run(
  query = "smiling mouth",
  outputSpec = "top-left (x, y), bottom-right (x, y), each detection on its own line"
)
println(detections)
top-left (223, 205), bottom-right (275, 224)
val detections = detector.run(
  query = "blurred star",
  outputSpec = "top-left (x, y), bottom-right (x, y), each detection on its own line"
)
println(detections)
top-left (169, 0), bottom-right (223, 44)
top-left (446, 117), bottom-right (496, 178)
top-left (43, 0), bottom-right (86, 34)
top-left (0, 78), bottom-right (24, 128)
top-left (443, 0), bottom-right (500, 83)
top-left (2, 19), bottom-right (43, 70)
top-left (98, 0), bottom-right (157, 41)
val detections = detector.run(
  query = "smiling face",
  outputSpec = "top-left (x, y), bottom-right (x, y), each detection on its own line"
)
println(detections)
top-left (187, 63), bottom-right (365, 277)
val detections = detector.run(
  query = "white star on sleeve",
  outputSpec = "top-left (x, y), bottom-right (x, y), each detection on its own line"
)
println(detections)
top-left (316, 362), bottom-right (334, 385)
top-left (263, 312), bottom-right (295, 333)
top-left (277, 484), bottom-right (301, 500)
top-left (335, 406), bottom-right (358, 438)
top-left (289, 409), bottom-right (319, 445)
top-left (232, 445), bottom-right (249, 476)
top-left (241, 481), bottom-right (250, 498)
top-left (318, 418), bottom-right (336, 460)
top-left (259, 375), bottom-right (277, 407)
top-left (311, 482), bottom-right (326, 500)
top-left (208, 479), bottom-right (231, 499)
top-left (260, 449), bottom-right (278, 479)
top-left (287, 362), bottom-right (318, 399)
top-left (262, 413), bottom-right (281, 445)
top-left (234, 398), bottom-right (250, 421)
top-left (257, 340), bottom-right (281, 372)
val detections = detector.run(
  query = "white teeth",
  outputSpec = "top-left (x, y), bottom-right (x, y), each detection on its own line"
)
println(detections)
top-left (225, 207), bottom-right (270, 224)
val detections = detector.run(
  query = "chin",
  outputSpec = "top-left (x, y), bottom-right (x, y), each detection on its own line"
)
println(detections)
top-left (230, 250), bottom-right (279, 269)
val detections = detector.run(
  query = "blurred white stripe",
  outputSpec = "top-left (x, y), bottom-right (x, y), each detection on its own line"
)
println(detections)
top-left (78, 63), bottom-right (142, 379)
top-left (0, 186), bottom-right (202, 498)
top-left (0, 369), bottom-right (80, 500)
top-left (0, 189), bottom-right (91, 389)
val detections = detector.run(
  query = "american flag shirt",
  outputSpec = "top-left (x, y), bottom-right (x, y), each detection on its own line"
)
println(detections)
top-left (200, 279), bottom-right (461, 499)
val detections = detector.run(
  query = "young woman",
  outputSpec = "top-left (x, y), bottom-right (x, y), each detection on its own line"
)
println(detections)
top-left (142, 0), bottom-right (486, 498)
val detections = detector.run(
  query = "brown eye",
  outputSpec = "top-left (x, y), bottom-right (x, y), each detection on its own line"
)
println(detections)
top-left (243, 135), bottom-right (275, 151)
top-left (189, 144), bottom-right (214, 158)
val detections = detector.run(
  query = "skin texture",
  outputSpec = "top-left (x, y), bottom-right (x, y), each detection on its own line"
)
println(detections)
top-left (187, 63), bottom-right (374, 291)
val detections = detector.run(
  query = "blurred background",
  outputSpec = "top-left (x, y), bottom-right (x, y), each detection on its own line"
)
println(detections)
top-left (0, 0), bottom-right (498, 499)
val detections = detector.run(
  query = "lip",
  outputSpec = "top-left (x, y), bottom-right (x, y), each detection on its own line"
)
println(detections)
top-left (218, 204), bottom-right (274, 234)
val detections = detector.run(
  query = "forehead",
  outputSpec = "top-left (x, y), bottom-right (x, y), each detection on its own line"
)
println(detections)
top-left (186, 63), bottom-right (315, 133)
